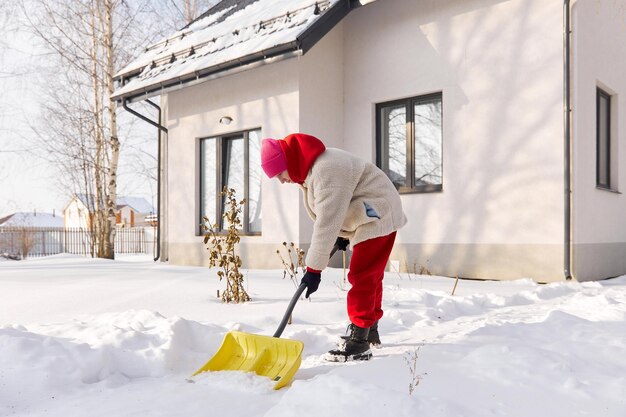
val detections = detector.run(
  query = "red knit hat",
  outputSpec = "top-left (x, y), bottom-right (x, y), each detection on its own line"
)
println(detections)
top-left (261, 138), bottom-right (288, 178)
top-left (278, 133), bottom-right (326, 184)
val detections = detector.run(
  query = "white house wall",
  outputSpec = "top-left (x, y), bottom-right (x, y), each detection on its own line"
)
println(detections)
top-left (118, 206), bottom-right (133, 227)
top-left (342, 0), bottom-right (566, 281)
top-left (164, 59), bottom-right (302, 267)
top-left (156, 0), bottom-right (626, 282)
top-left (297, 19), bottom-right (346, 264)
top-left (64, 200), bottom-right (90, 229)
top-left (571, 0), bottom-right (626, 281)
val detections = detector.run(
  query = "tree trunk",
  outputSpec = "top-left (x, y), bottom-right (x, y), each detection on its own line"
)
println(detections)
top-left (185, 0), bottom-right (198, 23)
top-left (21, 0), bottom-right (187, 260)
top-left (89, 0), bottom-right (107, 258)
top-left (103, 0), bottom-right (119, 259)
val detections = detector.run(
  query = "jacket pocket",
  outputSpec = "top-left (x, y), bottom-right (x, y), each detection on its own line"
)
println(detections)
top-left (363, 202), bottom-right (380, 219)
top-left (341, 198), bottom-right (388, 232)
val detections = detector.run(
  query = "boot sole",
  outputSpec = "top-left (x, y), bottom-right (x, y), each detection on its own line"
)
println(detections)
top-left (324, 349), bottom-right (373, 362)
top-left (337, 338), bottom-right (382, 349)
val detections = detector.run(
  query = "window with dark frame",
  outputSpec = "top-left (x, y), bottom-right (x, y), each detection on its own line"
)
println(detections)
top-left (199, 129), bottom-right (262, 234)
top-left (596, 88), bottom-right (611, 189)
top-left (377, 93), bottom-right (443, 193)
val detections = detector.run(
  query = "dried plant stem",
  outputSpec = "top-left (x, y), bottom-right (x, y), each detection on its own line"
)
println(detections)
top-left (451, 275), bottom-right (459, 296)
top-left (276, 242), bottom-right (306, 288)
top-left (202, 187), bottom-right (250, 303)
top-left (404, 346), bottom-right (424, 395)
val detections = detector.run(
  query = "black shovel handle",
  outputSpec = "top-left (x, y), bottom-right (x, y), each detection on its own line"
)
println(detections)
top-left (273, 244), bottom-right (340, 338)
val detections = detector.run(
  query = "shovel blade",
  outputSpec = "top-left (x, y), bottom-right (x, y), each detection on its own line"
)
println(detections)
top-left (192, 330), bottom-right (304, 389)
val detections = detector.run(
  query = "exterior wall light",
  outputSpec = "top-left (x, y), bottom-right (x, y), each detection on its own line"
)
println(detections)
top-left (219, 116), bottom-right (233, 125)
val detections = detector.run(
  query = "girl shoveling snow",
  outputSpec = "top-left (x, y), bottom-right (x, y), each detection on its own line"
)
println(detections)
top-left (260, 133), bottom-right (407, 362)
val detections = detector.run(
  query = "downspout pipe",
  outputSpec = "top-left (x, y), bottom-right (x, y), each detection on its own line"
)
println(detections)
top-left (564, 0), bottom-right (573, 280)
top-left (122, 99), bottom-right (168, 262)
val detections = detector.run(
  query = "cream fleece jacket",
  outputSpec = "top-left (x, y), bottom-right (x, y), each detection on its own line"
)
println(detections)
top-left (299, 148), bottom-right (407, 271)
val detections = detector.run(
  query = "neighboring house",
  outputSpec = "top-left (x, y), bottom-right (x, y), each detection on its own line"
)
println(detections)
top-left (64, 194), bottom-right (155, 228)
top-left (64, 194), bottom-right (93, 229)
top-left (112, 0), bottom-right (626, 282)
top-left (0, 212), bottom-right (65, 258)
top-left (116, 197), bottom-right (156, 227)
top-left (0, 212), bottom-right (64, 228)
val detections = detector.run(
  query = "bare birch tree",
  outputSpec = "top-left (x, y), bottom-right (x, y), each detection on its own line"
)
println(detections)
top-left (151, 0), bottom-right (218, 31)
top-left (19, 0), bottom-right (217, 258)
top-left (21, 0), bottom-right (151, 258)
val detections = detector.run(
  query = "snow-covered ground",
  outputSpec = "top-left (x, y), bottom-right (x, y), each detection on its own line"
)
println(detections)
top-left (1, 254), bottom-right (625, 417)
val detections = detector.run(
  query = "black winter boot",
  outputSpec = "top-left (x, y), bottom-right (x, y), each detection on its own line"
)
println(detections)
top-left (340, 322), bottom-right (381, 347)
top-left (326, 324), bottom-right (372, 362)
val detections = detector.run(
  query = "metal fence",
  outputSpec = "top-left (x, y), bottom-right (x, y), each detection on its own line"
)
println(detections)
top-left (0, 227), bottom-right (155, 258)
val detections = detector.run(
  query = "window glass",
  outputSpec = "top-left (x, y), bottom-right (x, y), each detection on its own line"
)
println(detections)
top-left (414, 97), bottom-right (443, 186)
top-left (200, 138), bottom-right (217, 225)
top-left (597, 90), bottom-right (610, 188)
top-left (222, 136), bottom-right (244, 230)
top-left (248, 130), bottom-right (263, 233)
top-left (378, 93), bottom-right (443, 193)
top-left (199, 129), bottom-right (262, 234)
top-left (381, 104), bottom-right (407, 189)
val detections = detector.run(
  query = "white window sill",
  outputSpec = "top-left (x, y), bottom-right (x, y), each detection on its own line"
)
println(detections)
top-left (596, 186), bottom-right (622, 194)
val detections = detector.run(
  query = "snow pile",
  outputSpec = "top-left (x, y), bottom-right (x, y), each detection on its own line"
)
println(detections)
top-left (1, 255), bottom-right (625, 416)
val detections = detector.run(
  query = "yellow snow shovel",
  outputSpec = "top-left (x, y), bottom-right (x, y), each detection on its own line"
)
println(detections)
top-left (192, 245), bottom-right (339, 389)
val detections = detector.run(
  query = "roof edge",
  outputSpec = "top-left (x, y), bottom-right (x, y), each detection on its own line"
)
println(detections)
top-left (114, 0), bottom-right (363, 104)
top-left (113, 45), bottom-right (301, 104)
top-left (298, 0), bottom-right (352, 53)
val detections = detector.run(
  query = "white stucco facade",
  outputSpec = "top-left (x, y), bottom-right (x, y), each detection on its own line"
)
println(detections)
top-left (571, 0), bottom-right (626, 280)
top-left (340, 0), bottom-right (566, 281)
top-left (163, 57), bottom-right (302, 266)
top-left (157, 0), bottom-right (626, 282)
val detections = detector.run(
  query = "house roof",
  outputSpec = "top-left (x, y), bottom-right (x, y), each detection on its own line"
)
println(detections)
top-left (64, 194), bottom-right (154, 214)
top-left (63, 194), bottom-right (93, 212)
top-left (0, 212), bottom-right (64, 228)
top-left (112, 0), bottom-right (370, 103)
top-left (116, 197), bottom-right (155, 214)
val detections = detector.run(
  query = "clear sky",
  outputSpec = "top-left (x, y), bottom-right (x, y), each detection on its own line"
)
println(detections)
top-left (0, 26), bottom-right (58, 217)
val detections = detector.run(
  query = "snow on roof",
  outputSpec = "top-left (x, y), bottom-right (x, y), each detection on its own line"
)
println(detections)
top-left (65, 194), bottom-right (154, 214)
top-left (63, 194), bottom-right (95, 213)
top-left (116, 197), bottom-right (155, 214)
top-left (0, 212), bottom-right (64, 228)
top-left (112, 0), bottom-right (343, 102)
top-left (74, 194), bottom-right (92, 208)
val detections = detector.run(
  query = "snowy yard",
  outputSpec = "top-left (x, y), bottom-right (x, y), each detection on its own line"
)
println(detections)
top-left (1, 254), bottom-right (625, 417)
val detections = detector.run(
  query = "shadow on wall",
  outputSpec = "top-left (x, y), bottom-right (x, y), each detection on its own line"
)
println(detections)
top-left (394, 0), bottom-right (563, 280)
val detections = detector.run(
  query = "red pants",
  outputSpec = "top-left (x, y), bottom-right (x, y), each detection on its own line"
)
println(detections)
top-left (347, 231), bottom-right (397, 328)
